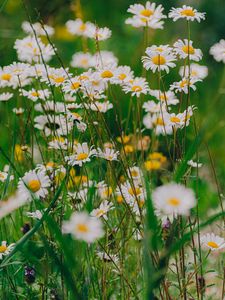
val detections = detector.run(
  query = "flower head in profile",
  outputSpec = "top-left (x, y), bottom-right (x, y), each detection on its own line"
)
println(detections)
top-left (169, 5), bottom-right (206, 22)
top-left (152, 183), bottom-right (196, 217)
top-left (142, 45), bottom-right (176, 73)
top-left (125, 2), bottom-right (166, 29)
top-left (91, 200), bottom-right (113, 220)
top-left (18, 169), bottom-right (51, 201)
top-left (96, 147), bottom-right (119, 161)
top-left (62, 212), bottom-right (104, 243)
top-left (210, 39), bottom-right (225, 63)
top-left (0, 241), bottom-right (15, 259)
top-left (179, 63), bottom-right (208, 80)
top-left (200, 233), bottom-right (225, 251)
top-left (65, 143), bottom-right (96, 167)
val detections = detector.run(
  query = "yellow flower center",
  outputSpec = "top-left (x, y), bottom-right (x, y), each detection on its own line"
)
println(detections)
top-left (140, 9), bottom-right (154, 17)
top-left (181, 9), bottom-right (195, 17)
top-left (167, 197), bottom-right (181, 206)
top-left (96, 209), bottom-right (105, 217)
top-left (0, 245), bottom-right (7, 253)
top-left (54, 77), bottom-right (65, 84)
top-left (124, 145), bottom-right (134, 153)
top-left (79, 75), bottom-right (89, 81)
top-left (46, 161), bottom-right (55, 168)
top-left (170, 116), bottom-right (181, 123)
top-left (207, 241), bottom-right (219, 249)
top-left (1, 73), bottom-right (11, 81)
top-left (118, 73), bottom-right (127, 80)
top-left (31, 91), bottom-right (40, 97)
top-left (101, 187), bottom-right (113, 198)
top-left (154, 117), bottom-right (164, 126)
top-left (182, 45), bottom-right (195, 55)
top-left (131, 170), bottom-right (138, 177)
top-left (79, 24), bottom-right (86, 31)
top-left (117, 195), bottom-right (123, 203)
top-left (145, 160), bottom-right (161, 171)
top-left (131, 85), bottom-right (142, 92)
top-left (71, 82), bottom-right (81, 90)
top-left (77, 223), bottom-right (89, 233)
top-left (101, 70), bottom-right (114, 78)
top-left (128, 187), bottom-right (141, 196)
top-left (180, 79), bottom-right (188, 88)
top-left (28, 179), bottom-right (41, 192)
top-left (77, 153), bottom-right (88, 161)
top-left (160, 94), bottom-right (167, 101)
top-left (152, 55), bottom-right (166, 65)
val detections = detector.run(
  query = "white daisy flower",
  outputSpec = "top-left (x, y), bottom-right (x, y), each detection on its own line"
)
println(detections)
top-left (86, 26), bottom-right (112, 41)
top-left (34, 101), bottom-right (66, 114)
top-left (179, 63), bottom-right (208, 80)
top-left (12, 107), bottom-right (24, 115)
top-left (152, 183), bottom-right (196, 217)
top-left (21, 88), bottom-right (50, 101)
top-left (71, 52), bottom-right (94, 69)
top-left (65, 143), bottom-right (96, 167)
top-left (187, 160), bottom-right (203, 168)
top-left (0, 192), bottom-right (28, 220)
top-left (42, 67), bottom-right (70, 87)
top-left (142, 46), bottom-right (176, 73)
top-left (48, 137), bottom-right (68, 150)
top-left (63, 76), bottom-right (83, 95)
top-left (210, 39), bottom-right (225, 63)
top-left (99, 64), bottom-right (117, 82)
top-left (170, 77), bottom-right (201, 94)
top-left (22, 21), bottom-right (54, 36)
top-left (125, 2), bottom-right (166, 29)
top-left (173, 39), bottom-right (203, 61)
top-left (14, 35), bottom-right (55, 63)
top-left (62, 211), bottom-right (104, 243)
top-left (97, 181), bottom-right (113, 200)
top-left (66, 19), bottom-right (94, 37)
top-left (96, 251), bottom-right (119, 263)
top-left (143, 100), bottom-right (166, 114)
top-left (0, 92), bottom-right (13, 102)
top-left (0, 241), bottom-right (15, 259)
top-left (112, 65), bottom-right (134, 85)
top-left (90, 200), bottom-right (113, 220)
top-left (93, 51), bottom-right (118, 68)
top-left (168, 5), bottom-right (206, 22)
top-left (200, 233), bottom-right (225, 251)
top-left (123, 77), bottom-right (149, 97)
top-left (149, 89), bottom-right (179, 105)
top-left (18, 169), bottom-right (51, 201)
top-left (127, 166), bottom-right (143, 184)
top-left (85, 101), bottom-right (113, 113)
top-left (96, 147), bottom-right (119, 161)
top-left (0, 171), bottom-right (14, 182)
top-left (26, 210), bottom-right (43, 220)
top-left (143, 112), bottom-right (173, 135)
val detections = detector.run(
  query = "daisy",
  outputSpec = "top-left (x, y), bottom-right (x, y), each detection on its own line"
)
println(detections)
top-left (0, 170), bottom-right (14, 182)
top-left (143, 100), bottom-right (166, 114)
top-left (18, 169), bottom-right (51, 200)
top-left (65, 143), bottom-right (96, 167)
top-left (0, 192), bottom-right (28, 220)
top-left (26, 210), bottom-right (43, 220)
top-left (62, 211), bottom-right (104, 243)
top-left (0, 93), bottom-right (13, 102)
top-left (149, 89), bottom-right (179, 105)
top-left (97, 181), bottom-right (113, 200)
top-left (169, 5), bottom-right (206, 22)
top-left (63, 76), bottom-right (83, 95)
top-left (86, 26), bottom-right (112, 41)
top-left (66, 19), bottom-right (94, 37)
top-left (152, 183), bottom-right (196, 216)
top-left (125, 2), bottom-right (166, 29)
top-left (21, 88), bottom-right (50, 101)
top-left (90, 200), bottom-right (113, 220)
top-left (112, 65), bottom-right (134, 85)
top-left (34, 101), bottom-right (66, 114)
top-left (173, 39), bottom-right (203, 61)
top-left (85, 101), bottom-right (113, 113)
top-left (99, 64), bottom-right (117, 82)
top-left (187, 160), bottom-right (203, 168)
top-left (142, 46), bottom-right (176, 73)
top-left (200, 233), bottom-right (225, 251)
top-left (71, 52), bottom-right (94, 69)
top-left (42, 67), bottom-right (70, 87)
top-left (48, 137), bottom-right (68, 150)
top-left (179, 63), bottom-right (208, 80)
top-left (0, 67), bottom-right (16, 88)
top-left (170, 77), bottom-right (201, 94)
top-left (210, 39), bottom-right (225, 63)
top-left (14, 36), bottom-right (55, 63)
top-left (0, 241), bottom-right (15, 259)
top-left (123, 77), bottom-right (149, 97)
top-left (143, 112), bottom-right (173, 135)
top-left (22, 21), bottom-right (54, 36)
top-left (96, 147), bottom-right (119, 161)
top-left (96, 251), bottom-right (119, 263)
top-left (93, 51), bottom-right (118, 68)
top-left (13, 107), bottom-right (24, 115)
top-left (127, 166), bottom-right (143, 184)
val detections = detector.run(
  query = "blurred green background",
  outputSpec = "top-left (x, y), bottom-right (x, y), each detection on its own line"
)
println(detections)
top-left (0, 0), bottom-right (225, 202)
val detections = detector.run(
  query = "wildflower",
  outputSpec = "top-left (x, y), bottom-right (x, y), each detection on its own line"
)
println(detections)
top-left (0, 170), bottom-right (14, 182)
top-left (125, 2), bottom-right (166, 29)
top-left (71, 52), bottom-right (94, 69)
top-left (85, 101), bottom-right (113, 113)
top-left (97, 181), bottom-right (113, 199)
top-left (18, 169), bottom-right (51, 200)
top-left (22, 21), bottom-right (54, 36)
top-left (21, 88), bottom-right (50, 101)
top-left (96, 147), bottom-right (119, 161)
top-left (24, 266), bottom-right (36, 284)
top-left (123, 77), bottom-right (149, 97)
top-left (0, 192), bottom-right (28, 220)
top-left (43, 67), bottom-right (70, 87)
top-left (112, 65), bottom-right (134, 84)
top-left (142, 46), bottom-right (176, 73)
top-left (0, 241), bottom-right (14, 259)
top-left (13, 107), bottom-right (24, 115)
top-left (210, 39), bottom-right (225, 63)
top-left (86, 26), bottom-right (112, 41)
top-left (149, 89), bottom-right (179, 105)
top-left (63, 76), bottom-right (83, 94)
top-left (26, 210), bottom-right (43, 220)
top-left (170, 77), bottom-right (201, 94)
top-left (169, 5), bottom-right (206, 22)
top-left (91, 200), bottom-right (113, 220)
top-left (188, 160), bottom-right (203, 168)
top-left (143, 101), bottom-right (165, 114)
top-left (200, 233), bottom-right (225, 251)
top-left (179, 63), bottom-right (208, 80)
top-left (152, 183), bottom-right (196, 216)
top-left (0, 93), bottom-right (13, 102)
top-left (93, 51), bottom-right (118, 67)
top-left (96, 251), bottom-right (119, 263)
top-left (66, 19), bottom-right (94, 37)
top-left (65, 143), bottom-right (96, 167)
top-left (173, 39), bottom-right (203, 61)
top-left (48, 137), bottom-right (68, 150)
top-left (145, 152), bottom-right (167, 171)
top-left (143, 112), bottom-right (173, 135)
top-left (62, 212), bottom-right (104, 243)
top-left (34, 101), bottom-right (66, 114)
